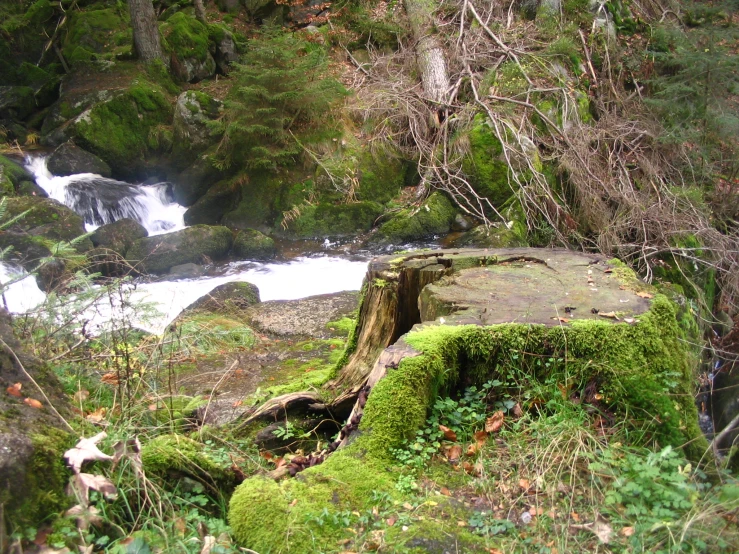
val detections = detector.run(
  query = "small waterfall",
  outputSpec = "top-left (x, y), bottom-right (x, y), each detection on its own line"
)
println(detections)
top-left (25, 156), bottom-right (186, 236)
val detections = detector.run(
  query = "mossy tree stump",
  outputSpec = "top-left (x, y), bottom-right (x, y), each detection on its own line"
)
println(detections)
top-left (229, 248), bottom-right (705, 552)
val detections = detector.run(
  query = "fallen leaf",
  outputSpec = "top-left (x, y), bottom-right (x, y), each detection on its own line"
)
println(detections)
top-left (457, 521), bottom-right (467, 527)
top-left (85, 407), bottom-right (107, 423)
top-left (485, 411), bottom-right (504, 433)
top-left (489, 550), bottom-right (504, 554)
top-left (623, 317), bottom-right (636, 324)
top-left (636, 291), bottom-right (653, 299)
top-left (440, 487), bottom-right (451, 496)
top-left (552, 317), bottom-right (571, 323)
top-left (73, 390), bottom-right (89, 403)
top-left (557, 383), bottom-right (569, 400)
top-left (474, 430), bottom-right (488, 447)
top-left (147, 404), bottom-right (158, 411)
top-left (7, 382), bottom-right (22, 397)
top-left (173, 517), bottom-right (187, 536)
top-left (571, 512), bottom-right (580, 522)
top-left (64, 432), bottom-right (114, 474)
top-left (68, 473), bottom-right (118, 505)
top-left (512, 403), bottom-right (524, 417)
top-left (571, 516), bottom-right (612, 544)
top-left (24, 397), bottom-right (43, 409)
top-left (465, 443), bottom-right (478, 457)
top-left (260, 451), bottom-right (274, 460)
top-left (200, 535), bottom-right (216, 554)
top-left (289, 498), bottom-right (298, 507)
top-left (445, 444), bottom-right (462, 463)
top-left (598, 311), bottom-right (619, 320)
top-left (386, 516), bottom-right (397, 526)
top-left (519, 478), bottom-right (530, 491)
top-left (439, 424), bottom-right (457, 441)
top-left (65, 504), bottom-right (102, 531)
top-left (232, 399), bottom-right (243, 407)
top-left (604, 268), bottom-right (613, 274)
top-left (101, 372), bottom-right (119, 385)
top-left (620, 526), bottom-right (635, 537)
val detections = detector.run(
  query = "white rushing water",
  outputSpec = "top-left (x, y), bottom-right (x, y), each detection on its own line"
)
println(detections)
top-left (0, 256), bottom-right (368, 334)
top-left (25, 156), bottom-right (186, 235)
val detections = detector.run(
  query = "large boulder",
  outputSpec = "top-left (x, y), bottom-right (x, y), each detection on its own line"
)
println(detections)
top-left (184, 179), bottom-right (241, 225)
top-left (47, 142), bottom-right (112, 177)
top-left (182, 281), bottom-right (261, 314)
top-left (61, 7), bottom-right (131, 67)
top-left (0, 309), bottom-right (73, 531)
top-left (232, 229), bottom-right (277, 261)
top-left (278, 201), bottom-right (384, 239)
top-left (126, 225), bottom-right (233, 274)
top-left (369, 191), bottom-right (458, 245)
top-left (161, 12), bottom-right (217, 83)
top-left (0, 154), bottom-right (34, 197)
top-left (172, 91), bottom-right (222, 165)
top-left (3, 196), bottom-right (92, 248)
top-left (0, 86), bottom-right (35, 121)
top-left (173, 155), bottom-right (228, 206)
top-left (90, 218), bottom-right (148, 256)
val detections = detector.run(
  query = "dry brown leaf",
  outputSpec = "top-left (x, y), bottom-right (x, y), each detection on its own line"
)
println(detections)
top-left (571, 511), bottom-right (580, 522)
top-left (7, 382), bottom-right (22, 397)
top-left (457, 521), bottom-right (467, 527)
top-left (473, 430), bottom-right (488, 447)
top-left (101, 372), bottom-right (119, 385)
top-left (636, 291), bottom-right (653, 299)
top-left (24, 397), bottom-right (43, 409)
top-left (65, 504), bottom-right (102, 531)
top-left (73, 390), bottom-right (89, 403)
top-left (552, 317), bottom-right (571, 323)
top-left (67, 473), bottom-right (118, 505)
top-left (445, 444), bottom-right (462, 463)
top-left (64, 432), bottom-right (114, 474)
top-left (200, 535), bottom-right (216, 554)
top-left (557, 383), bottom-right (569, 400)
top-left (440, 487), bottom-right (451, 496)
top-left (85, 407), bottom-right (106, 423)
top-left (620, 526), bottom-right (635, 537)
top-left (512, 403), bottom-right (524, 417)
top-left (174, 517), bottom-right (187, 536)
top-left (519, 478), bottom-right (530, 491)
top-left (485, 411), bottom-right (504, 433)
top-left (439, 424), bottom-right (457, 441)
top-left (571, 516), bottom-right (612, 544)
top-left (465, 443), bottom-right (478, 457)
top-left (386, 516), bottom-right (396, 526)
top-left (598, 311), bottom-right (619, 320)
top-left (488, 550), bottom-right (504, 554)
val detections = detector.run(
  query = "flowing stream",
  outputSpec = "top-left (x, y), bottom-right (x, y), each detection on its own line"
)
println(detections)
top-left (0, 156), bottom-right (369, 333)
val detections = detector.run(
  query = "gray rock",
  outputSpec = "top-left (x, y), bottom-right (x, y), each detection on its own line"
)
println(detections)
top-left (173, 155), bottom-right (227, 206)
top-left (169, 262), bottom-right (205, 279)
top-left (0, 86), bottom-right (35, 121)
top-left (126, 225), bottom-right (233, 274)
top-left (183, 281), bottom-right (261, 314)
top-left (232, 229), bottom-right (276, 261)
top-left (47, 142), bottom-right (112, 177)
top-left (172, 91), bottom-right (222, 163)
top-left (90, 218), bottom-right (148, 256)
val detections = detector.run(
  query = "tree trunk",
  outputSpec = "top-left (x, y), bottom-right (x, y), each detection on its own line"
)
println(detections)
top-left (194, 0), bottom-right (207, 24)
top-left (404, 0), bottom-right (450, 104)
top-left (128, 0), bottom-right (165, 64)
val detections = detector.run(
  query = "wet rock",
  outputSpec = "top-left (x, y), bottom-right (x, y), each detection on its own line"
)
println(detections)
top-left (172, 91), bottom-right (223, 164)
top-left (47, 142), bottom-right (112, 177)
top-left (370, 191), bottom-right (458, 245)
top-left (183, 281), bottom-right (261, 314)
top-left (169, 262), bottom-right (206, 279)
top-left (0, 154), bottom-right (34, 196)
top-left (162, 13), bottom-right (217, 83)
top-left (232, 229), bottom-right (276, 261)
top-left (244, 291), bottom-right (358, 339)
top-left (173, 155), bottom-right (227, 206)
top-left (183, 179), bottom-right (239, 225)
top-left (17, 180), bottom-right (48, 198)
top-left (91, 218), bottom-right (148, 256)
top-left (278, 201), bottom-right (384, 240)
top-left (0, 86), bottom-right (35, 121)
top-left (3, 196), bottom-right (92, 249)
top-left (126, 225), bottom-right (233, 274)
top-left (0, 309), bottom-right (73, 530)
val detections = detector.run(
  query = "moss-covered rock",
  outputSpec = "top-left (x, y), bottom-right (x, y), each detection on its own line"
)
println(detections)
top-left (173, 154), bottom-right (229, 206)
top-left (461, 113), bottom-right (513, 208)
top-left (370, 191), bottom-right (458, 244)
top-left (280, 201), bottom-right (384, 239)
top-left (221, 171), bottom-right (294, 233)
top-left (182, 281), bottom-right (261, 314)
top-left (90, 218), bottom-right (147, 256)
top-left (232, 228), bottom-right (276, 260)
top-left (160, 12), bottom-right (216, 83)
top-left (126, 224), bottom-right (233, 274)
top-left (183, 178), bottom-right (240, 225)
top-left (172, 90), bottom-right (222, 164)
top-left (0, 85), bottom-right (36, 121)
top-left (0, 154), bottom-right (33, 196)
top-left (61, 7), bottom-right (131, 67)
top-left (4, 196), bottom-right (91, 248)
top-left (141, 433), bottom-right (234, 486)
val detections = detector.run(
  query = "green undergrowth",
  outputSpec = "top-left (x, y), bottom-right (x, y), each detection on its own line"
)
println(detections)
top-left (229, 293), bottom-right (716, 551)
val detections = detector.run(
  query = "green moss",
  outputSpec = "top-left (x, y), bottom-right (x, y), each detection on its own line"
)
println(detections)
top-left (7, 427), bottom-right (73, 530)
top-left (74, 80), bottom-right (173, 174)
top-left (141, 433), bottom-right (233, 485)
top-left (326, 316), bottom-right (356, 337)
top-left (161, 12), bottom-right (211, 63)
top-left (61, 8), bottom-right (130, 67)
top-left (232, 228), bottom-right (276, 260)
top-left (373, 192), bottom-right (458, 244)
top-left (282, 201), bottom-right (384, 239)
top-left (461, 113), bottom-right (513, 208)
